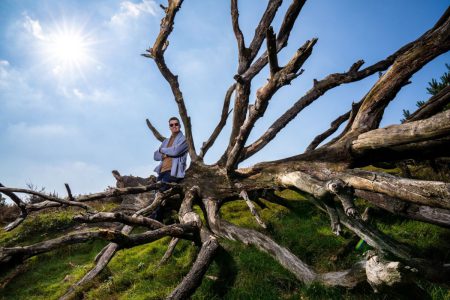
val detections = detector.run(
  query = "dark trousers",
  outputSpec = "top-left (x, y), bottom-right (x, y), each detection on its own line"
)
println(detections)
top-left (151, 171), bottom-right (182, 221)
top-left (157, 171), bottom-right (182, 191)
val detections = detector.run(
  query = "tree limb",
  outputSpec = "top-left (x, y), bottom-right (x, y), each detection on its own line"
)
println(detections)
top-left (351, 110), bottom-right (450, 163)
top-left (231, 0), bottom-right (248, 74)
top-left (346, 8), bottom-right (450, 135)
top-left (146, 118), bottom-right (166, 142)
top-left (239, 10), bottom-right (450, 162)
top-left (0, 186), bottom-right (94, 212)
top-left (199, 83), bottom-right (236, 159)
top-left (306, 99), bottom-right (363, 152)
top-left (226, 39), bottom-right (317, 170)
top-left (157, 237), bottom-right (179, 267)
top-left (355, 190), bottom-right (450, 228)
top-left (247, 0), bottom-right (283, 65)
top-left (239, 190), bottom-right (267, 228)
top-left (0, 225), bottom-right (196, 268)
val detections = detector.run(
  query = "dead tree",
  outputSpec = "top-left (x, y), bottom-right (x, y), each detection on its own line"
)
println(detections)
top-left (1, 1), bottom-right (450, 299)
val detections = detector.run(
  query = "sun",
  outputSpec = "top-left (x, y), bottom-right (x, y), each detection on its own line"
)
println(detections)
top-left (50, 31), bottom-right (88, 65)
top-left (41, 22), bottom-right (96, 76)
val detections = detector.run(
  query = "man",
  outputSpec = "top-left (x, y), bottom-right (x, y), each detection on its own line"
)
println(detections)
top-left (154, 116), bottom-right (188, 188)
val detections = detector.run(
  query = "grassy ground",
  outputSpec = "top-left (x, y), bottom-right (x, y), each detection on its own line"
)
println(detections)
top-left (1, 191), bottom-right (449, 299)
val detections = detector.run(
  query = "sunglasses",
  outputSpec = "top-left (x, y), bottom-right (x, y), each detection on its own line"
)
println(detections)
top-left (169, 123), bottom-right (179, 127)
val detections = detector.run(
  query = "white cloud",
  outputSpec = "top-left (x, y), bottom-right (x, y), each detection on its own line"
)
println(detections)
top-left (22, 14), bottom-right (47, 41)
top-left (7, 122), bottom-right (78, 139)
top-left (73, 88), bottom-right (85, 99)
top-left (58, 86), bottom-right (115, 104)
top-left (0, 60), bottom-right (48, 110)
top-left (0, 60), bottom-right (11, 83)
top-left (110, 0), bottom-right (159, 25)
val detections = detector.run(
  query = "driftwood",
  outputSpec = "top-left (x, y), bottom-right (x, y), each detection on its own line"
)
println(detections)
top-left (1, 1), bottom-right (450, 299)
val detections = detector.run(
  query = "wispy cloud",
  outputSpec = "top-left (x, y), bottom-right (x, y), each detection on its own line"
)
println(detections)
top-left (7, 122), bottom-right (78, 139)
top-left (0, 60), bottom-right (11, 85)
top-left (58, 86), bottom-right (115, 104)
top-left (110, 0), bottom-right (159, 25)
top-left (22, 14), bottom-right (47, 41)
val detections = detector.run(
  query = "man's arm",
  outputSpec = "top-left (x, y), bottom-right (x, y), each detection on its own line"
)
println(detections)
top-left (154, 149), bottom-right (164, 161)
top-left (160, 138), bottom-right (188, 157)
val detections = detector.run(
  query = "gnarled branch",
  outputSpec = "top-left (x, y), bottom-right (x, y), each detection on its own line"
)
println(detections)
top-left (199, 83), bottom-right (236, 159)
top-left (146, 118), bottom-right (166, 142)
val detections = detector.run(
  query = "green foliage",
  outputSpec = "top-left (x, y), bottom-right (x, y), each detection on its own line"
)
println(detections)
top-left (426, 64), bottom-right (450, 96)
top-left (401, 63), bottom-right (449, 123)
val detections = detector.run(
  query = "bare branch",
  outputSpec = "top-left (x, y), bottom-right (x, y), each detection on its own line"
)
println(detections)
top-left (74, 212), bottom-right (164, 229)
top-left (0, 183), bottom-right (27, 212)
top-left (64, 183), bottom-right (74, 202)
top-left (222, 0), bottom-right (289, 163)
top-left (62, 186), bottom-right (176, 299)
top-left (202, 198), bottom-right (368, 287)
top-left (0, 186), bottom-right (94, 212)
top-left (0, 183), bottom-right (28, 231)
top-left (239, 190), bottom-right (267, 228)
top-left (241, 0), bottom-right (307, 81)
top-left (146, 118), bottom-right (166, 142)
top-left (146, 0), bottom-right (198, 161)
top-left (239, 30), bottom-right (431, 162)
top-left (167, 237), bottom-right (219, 300)
top-left (355, 190), bottom-right (450, 228)
top-left (346, 9), bottom-right (450, 134)
top-left (76, 182), bottom-right (171, 202)
top-left (305, 98), bottom-right (364, 152)
top-left (1, 225), bottom-right (196, 268)
top-left (247, 0), bottom-right (283, 64)
top-left (351, 110), bottom-right (450, 163)
top-left (199, 83), bottom-right (236, 159)
top-left (226, 39), bottom-right (317, 170)
top-left (266, 26), bottom-right (279, 76)
top-left (157, 237), bottom-right (179, 267)
top-left (231, 0), bottom-right (248, 74)
top-left (340, 169), bottom-right (450, 210)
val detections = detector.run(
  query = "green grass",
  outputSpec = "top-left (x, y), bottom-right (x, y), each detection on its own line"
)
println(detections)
top-left (1, 192), bottom-right (449, 299)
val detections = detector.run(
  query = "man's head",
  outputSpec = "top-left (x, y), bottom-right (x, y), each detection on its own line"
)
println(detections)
top-left (169, 117), bottom-right (181, 135)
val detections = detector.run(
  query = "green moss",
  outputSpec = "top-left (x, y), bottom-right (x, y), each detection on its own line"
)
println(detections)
top-left (1, 191), bottom-right (449, 299)
top-left (0, 240), bottom-right (107, 300)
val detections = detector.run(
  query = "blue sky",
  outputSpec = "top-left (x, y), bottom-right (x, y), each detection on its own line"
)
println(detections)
top-left (0, 0), bottom-right (448, 196)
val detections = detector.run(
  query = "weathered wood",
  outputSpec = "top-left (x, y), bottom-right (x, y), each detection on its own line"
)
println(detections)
top-left (226, 38), bottom-right (316, 170)
top-left (355, 190), bottom-right (450, 228)
top-left (347, 8), bottom-right (450, 134)
top-left (1, 225), bottom-right (195, 268)
top-left (199, 83), bottom-right (236, 159)
top-left (352, 110), bottom-right (450, 155)
top-left (340, 169), bottom-right (450, 209)
top-left (146, 118), bottom-right (166, 142)
top-left (203, 198), bottom-right (368, 287)
top-left (239, 190), bottom-right (267, 228)
top-left (167, 237), bottom-right (219, 300)
top-left (157, 237), bottom-right (179, 267)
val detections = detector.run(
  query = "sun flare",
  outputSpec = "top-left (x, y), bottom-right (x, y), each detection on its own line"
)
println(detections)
top-left (41, 23), bottom-right (96, 76)
top-left (50, 31), bottom-right (88, 64)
